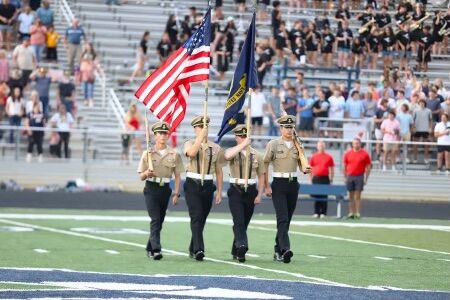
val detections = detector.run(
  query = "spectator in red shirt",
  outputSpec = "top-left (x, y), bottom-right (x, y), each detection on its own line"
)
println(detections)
top-left (343, 138), bottom-right (372, 219)
top-left (309, 141), bottom-right (335, 218)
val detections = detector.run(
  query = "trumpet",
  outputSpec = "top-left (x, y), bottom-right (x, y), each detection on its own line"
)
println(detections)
top-left (410, 14), bottom-right (432, 30)
top-left (358, 18), bottom-right (376, 34)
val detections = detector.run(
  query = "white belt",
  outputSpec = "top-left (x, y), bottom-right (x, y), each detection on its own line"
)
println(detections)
top-left (147, 177), bottom-right (171, 183)
top-left (186, 172), bottom-right (214, 180)
top-left (229, 178), bottom-right (257, 185)
top-left (273, 172), bottom-right (297, 178)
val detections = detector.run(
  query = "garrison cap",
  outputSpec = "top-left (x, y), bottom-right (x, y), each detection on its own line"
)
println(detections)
top-left (191, 116), bottom-right (210, 127)
top-left (151, 121), bottom-right (170, 133)
top-left (277, 115), bottom-right (296, 128)
top-left (232, 124), bottom-right (248, 137)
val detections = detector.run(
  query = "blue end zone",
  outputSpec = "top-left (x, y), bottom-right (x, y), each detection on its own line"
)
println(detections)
top-left (0, 268), bottom-right (448, 299)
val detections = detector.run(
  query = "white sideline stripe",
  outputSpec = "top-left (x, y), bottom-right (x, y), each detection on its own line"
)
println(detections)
top-left (437, 259), bottom-right (450, 262)
top-left (0, 219), bottom-right (349, 288)
top-left (105, 250), bottom-right (120, 255)
top-left (0, 214), bottom-right (449, 232)
top-left (248, 226), bottom-right (450, 256)
top-left (308, 255), bottom-right (327, 259)
top-left (374, 256), bottom-right (393, 261)
top-left (33, 249), bottom-right (49, 254)
top-left (246, 253), bottom-right (260, 258)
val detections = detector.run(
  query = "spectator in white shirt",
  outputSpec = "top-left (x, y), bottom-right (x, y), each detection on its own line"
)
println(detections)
top-left (250, 85), bottom-right (266, 137)
top-left (50, 105), bottom-right (74, 159)
top-left (327, 88), bottom-right (345, 141)
top-left (17, 5), bottom-right (34, 39)
top-left (25, 90), bottom-right (42, 115)
top-left (12, 37), bottom-right (36, 86)
top-left (434, 113), bottom-right (450, 175)
top-left (5, 87), bottom-right (24, 143)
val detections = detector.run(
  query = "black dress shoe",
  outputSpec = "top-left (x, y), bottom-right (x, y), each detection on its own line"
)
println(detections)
top-left (236, 245), bottom-right (247, 263)
top-left (153, 251), bottom-right (163, 260)
top-left (195, 250), bottom-right (204, 261)
top-left (282, 250), bottom-right (293, 263)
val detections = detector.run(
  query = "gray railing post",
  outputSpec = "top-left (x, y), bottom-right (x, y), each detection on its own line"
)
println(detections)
top-left (339, 140), bottom-right (344, 170)
top-left (14, 128), bottom-right (20, 161)
top-left (402, 143), bottom-right (407, 175)
top-left (82, 127), bottom-right (88, 164)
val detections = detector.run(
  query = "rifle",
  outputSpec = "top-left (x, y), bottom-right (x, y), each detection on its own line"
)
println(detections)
top-left (144, 110), bottom-right (154, 172)
top-left (279, 104), bottom-right (311, 174)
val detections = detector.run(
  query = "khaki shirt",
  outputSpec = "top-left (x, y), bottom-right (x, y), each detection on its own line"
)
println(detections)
top-left (263, 138), bottom-right (300, 173)
top-left (228, 147), bottom-right (264, 179)
top-left (183, 139), bottom-right (225, 174)
top-left (137, 147), bottom-right (184, 178)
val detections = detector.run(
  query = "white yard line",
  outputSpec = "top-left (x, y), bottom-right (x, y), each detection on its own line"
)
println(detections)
top-left (248, 226), bottom-right (450, 256)
top-left (308, 255), bottom-right (327, 259)
top-left (0, 214), bottom-right (449, 232)
top-left (0, 218), bottom-right (349, 288)
top-left (105, 250), bottom-right (120, 255)
top-left (33, 249), bottom-right (49, 254)
top-left (374, 256), bottom-right (393, 261)
top-left (437, 259), bottom-right (450, 262)
top-left (246, 253), bottom-right (260, 258)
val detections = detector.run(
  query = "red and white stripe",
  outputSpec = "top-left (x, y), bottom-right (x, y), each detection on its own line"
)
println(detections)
top-left (135, 45), bottom-right (210, 131)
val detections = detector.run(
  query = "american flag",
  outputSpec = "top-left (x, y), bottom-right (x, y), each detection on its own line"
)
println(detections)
top-left (134, 8), bottom-right (211, 131)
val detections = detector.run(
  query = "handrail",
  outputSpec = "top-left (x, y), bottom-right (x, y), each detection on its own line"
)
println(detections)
top-left (108, 88), bottom-right (126, 130)
top-left (96, 68), bottom-right (107, 107)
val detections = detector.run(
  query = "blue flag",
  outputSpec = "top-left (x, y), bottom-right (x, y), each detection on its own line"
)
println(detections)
top-left (216, 13), bottom-right (258, 142)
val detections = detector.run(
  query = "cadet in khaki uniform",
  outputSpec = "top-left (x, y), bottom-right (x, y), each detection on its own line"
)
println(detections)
top-left (263, 115), bottom-right (310, 263)
top-left (137, 121), bottom-right (184, 260)
top-left (224, 125), bottom-right (265, 263)
top-left (183, 116), bottom-right (225, 261)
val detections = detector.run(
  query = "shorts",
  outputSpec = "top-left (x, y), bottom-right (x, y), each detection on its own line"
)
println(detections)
top-left (338, 48), bottom-right (350, 53)
top-left (375, 128), bottom-right (383, 140)
top-left (0, 24), bottom-right (13, 33)
top-left (121, 134), bottom-right (131, 153)
top-left (414, 132), bottom-right (429, 139)
top-left (400, 133), bottom-right (411, 141)
top-left (346, 175), bottom-right (364, 192)
top-left (437, 145), bottom-right (450, 153)
top-left (383, 142), bottom-right (398, 152)
top-left (298, 117), bottom-right (313, 131)
top-left (251, 117), bottom-right (263, 126)
top-left (382, 50), bottom-right (393, 57)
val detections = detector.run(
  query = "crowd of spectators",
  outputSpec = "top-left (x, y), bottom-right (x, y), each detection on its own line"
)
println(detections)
top-left (0, 0), bottom-right (101, 162)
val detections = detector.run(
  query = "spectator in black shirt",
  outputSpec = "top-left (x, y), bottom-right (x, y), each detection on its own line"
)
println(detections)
top-left (336, 21), bottom-right (352, 68)
top-left (381, 27), bottom-right (396, 69)
top-left (396, 23), bottom-right (412, 70)
top-left (180, 15), bottom-right (191, 43)
top-left (215, 35), bottom-right (229, 81)
top-left (305, 22), bottom-right (320, 66)
top-left (432, 11), bottom-right (446, 56)
top-left (289, 20), bottom-right (304, 49)
top-left (395, 4), bottom-right (410, 26)
top-left (410, 3), bottom-right (427, 52)
top-left (356, 5), bottom-right (375, 41)
top-left (321, 26), bottom-right (334, 67)
top-left (367, 28), bottom-right (380, 69)
top-left (256, 45), bottom-right (269, 88)
top-left (7, 69), bottom-right (24, 93)
top-left (129, 31), bottom-right (149, 83)
top-left (0, 0), bottom-right (18, 51)
top-left (351, 37), bottom-right (364, 69)
top-left (57, 72), bottom-right (76, 116)
top-left (271, 0), bottom-right (282, 39)
top-left (291, 37), bottom-right (306, 66)
top-left (417, 25), bottom-right (433, 73)
top-left (224, 17), bottom-right (237, 63)
top-left (376, 6), bottom-right (391, 29)
top-left (312, 89), bottom-right (330, 136)
top-left (314, 11), bottom-right (330, 31)
top-left (165, 14), bottom-right (179, 47)
top-left (25, 102), bottom-right (46, 162)
top-left (157, 32), bottom-right (172, 65)
top-left (335, 1), bottom-right (350, 30)
top-left (275, 21), bottom-right (290, 60)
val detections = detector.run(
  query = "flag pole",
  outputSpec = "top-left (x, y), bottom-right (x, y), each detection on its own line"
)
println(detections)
top-left (144, 110), bottom-right (154, 172)
top-left (243, 88), bottom-right (252, 191)
top-left (200, 0), bottom-right (212, 186)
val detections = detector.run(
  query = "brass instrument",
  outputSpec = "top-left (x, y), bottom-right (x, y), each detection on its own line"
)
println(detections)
top-left (410, 14), bottom-right (431, 31)
top-left (438, 23), bottom-right (450, 36)
top-left (358, 18), bottom-right (376, 34)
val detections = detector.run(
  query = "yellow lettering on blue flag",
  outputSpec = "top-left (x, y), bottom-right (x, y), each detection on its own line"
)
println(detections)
top-left (225, 74), bottom-right (247, 110)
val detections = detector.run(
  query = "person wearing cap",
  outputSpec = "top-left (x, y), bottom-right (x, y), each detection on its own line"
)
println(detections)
top-left (224, 125), bottom-right (265, 263)
top-left (263, 115), bottom-right (311, 263)
top-left (137, 121), bottom-right (184, 260)
top-left (183, 116), bottom-right (225, 261)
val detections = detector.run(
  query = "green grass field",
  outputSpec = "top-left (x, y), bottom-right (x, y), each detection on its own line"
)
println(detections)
top-left (0, 207), bottom-right (449, 292)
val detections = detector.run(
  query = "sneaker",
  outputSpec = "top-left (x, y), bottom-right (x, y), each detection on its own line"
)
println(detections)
top-left (435, 169), bottom-right (442, 175)
top-left (319, 214), bottom-right (326, 219)
top-left (281, 250), bottom-right (293, 263)
top-left (236, 245), bottom-right (247, 263)
top-left (413, 159), bottom-right (418, 164)
top-left (26, 153), bottom-right (32, 163)
top-left (346, 213), bottom-right (354, 220)
top-left (354, 213), bottom-right (361, 220)
top-left (424, 159), bottom-right (429, 164)
top-left (392, 165), bottom-right (397, 172)
top-left (38, 154), bottom-right (43, 163)
top-left (312, 214), bottom-right (319, 218)
top-left (446, 170), bottom-right (450, 176)
top-left (382, 165), bottom-right (387, 172)
top-left (195, 250), bottom-right (205, 261)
